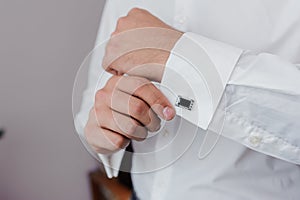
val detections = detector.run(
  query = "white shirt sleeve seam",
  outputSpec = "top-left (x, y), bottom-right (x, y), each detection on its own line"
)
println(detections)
top-left (226, 111), bottom-right (300, 151)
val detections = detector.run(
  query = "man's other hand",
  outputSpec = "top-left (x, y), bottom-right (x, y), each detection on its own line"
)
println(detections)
top-left (102, 8), bottom-right (183, 82)
top-left (84, 76), bottom-right (175, 154)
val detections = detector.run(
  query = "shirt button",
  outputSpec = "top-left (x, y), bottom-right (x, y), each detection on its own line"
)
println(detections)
top-left (248, 135), bottom-right (262, 147)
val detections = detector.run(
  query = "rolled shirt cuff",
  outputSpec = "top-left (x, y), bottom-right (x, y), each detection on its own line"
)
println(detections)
top-left (162, 32), bottom-right (243, 130)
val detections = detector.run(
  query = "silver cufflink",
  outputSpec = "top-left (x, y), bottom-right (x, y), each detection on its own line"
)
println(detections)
top-left (175, 95), bottom-right (194, 111)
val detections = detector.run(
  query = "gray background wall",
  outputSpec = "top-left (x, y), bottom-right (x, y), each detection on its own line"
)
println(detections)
top-left (0, 0), bottom-right (106, 199)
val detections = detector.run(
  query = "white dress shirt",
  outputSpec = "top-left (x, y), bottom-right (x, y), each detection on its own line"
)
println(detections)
top-left (75, 0), bottom-right (300, 199)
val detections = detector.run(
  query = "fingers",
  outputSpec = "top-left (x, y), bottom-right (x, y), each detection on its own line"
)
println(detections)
top-left (109, 90), bottom-right (161, 132)
top-left (94, 104), bottom-right (149, 140)
top-left (95, 84), bottom-right (161, 132)
top-left (86, 75), bottom-right (175, 155)
top-left (115, 76), bottom-right (175, 120)
top-left (84, 108), bottom-right (130, 154)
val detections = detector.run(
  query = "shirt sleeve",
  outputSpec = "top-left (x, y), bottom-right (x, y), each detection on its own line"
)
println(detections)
top-left (74, 0), bottom-right (125, 178)
top-left (162, 32), bottom-right (300, 164)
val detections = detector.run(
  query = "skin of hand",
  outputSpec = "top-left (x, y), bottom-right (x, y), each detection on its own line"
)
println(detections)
top-left (84, 8), bottom-right (180, 154)
top-left (102, 8), bottom-right (184, 82)
top-left (84, 75), bottom-right (176, 154)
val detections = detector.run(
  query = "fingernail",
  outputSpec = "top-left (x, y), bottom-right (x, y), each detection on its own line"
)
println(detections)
top-left (163, 107), bottom-right (175, 120)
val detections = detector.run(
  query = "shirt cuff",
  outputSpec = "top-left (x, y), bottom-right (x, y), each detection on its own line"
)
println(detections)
top-left (162, 32), bottom-right (243, 130)
top-left (75, 112), bottom-right (125, 179)
top-left (98, 150), bottom-right (125, 178)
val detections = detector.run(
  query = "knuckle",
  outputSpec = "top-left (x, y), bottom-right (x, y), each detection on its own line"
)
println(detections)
top-left (93, 105), bottom-right (102, 115)
top-left (102, 58), bottom-right (110, 71)
top-left (148, 122), bottom-right (160, 132)
top-left (107, 75), bottom-right (119, 85)
top-left (105, 76), bottom-right (119, 90)
top-left (144, 115), bottom-right (152, 127)
top-left (138, 128), bottom-right (148, 141)
top-left (152, 95), bottom-right (163, 106)
top-left (95, 90), bottom-right (106, 105)
top-left (150, 89), bottom-right (165, 106)
top-left (125, 120), bottom-right (148, 141)
top-left (111, 135), bottom-right (126, 149)
top-left (126, 121), bottom-right (138, 135)
top-left (128, 7), bottom-right (143, 15)
top-left (133, 127), bottom-right (148, 141)
top-left (131, 99), bottom-right (147, 116)
top-left (110, 30), bottom-right (118, 37)
top-left (116, 16), bottom-right (127, 28)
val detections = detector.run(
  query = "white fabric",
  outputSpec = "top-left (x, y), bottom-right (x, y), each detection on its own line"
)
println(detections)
top-left (75, 0), bottom-right (300, 199)
top-left (163, 33), bottom-right (243, 129)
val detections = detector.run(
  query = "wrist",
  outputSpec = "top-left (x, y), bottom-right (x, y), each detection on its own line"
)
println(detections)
top-left (152, 50), bottom-right (170, 82)
top-left (153, 31), bottom-right (184, 82)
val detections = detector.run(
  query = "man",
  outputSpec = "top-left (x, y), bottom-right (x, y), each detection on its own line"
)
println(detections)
top-left (75, 0), bottom-right (300, 199)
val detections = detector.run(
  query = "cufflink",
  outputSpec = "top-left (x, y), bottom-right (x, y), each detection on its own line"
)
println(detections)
top-left (175, 95), bottom-right (194, 111)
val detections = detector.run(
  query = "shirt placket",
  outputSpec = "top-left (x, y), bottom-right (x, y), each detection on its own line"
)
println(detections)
top-left (148, 114), bottom-right (187, 200)
top-left (150, 125), bottom-right (174, 200)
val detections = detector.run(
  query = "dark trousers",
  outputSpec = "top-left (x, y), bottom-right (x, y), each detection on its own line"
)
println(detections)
top-left (130, 190), bottom-right (139, 200)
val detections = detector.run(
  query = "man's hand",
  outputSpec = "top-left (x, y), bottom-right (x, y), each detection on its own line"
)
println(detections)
top-left (102, 8), bottom-right (183, 82)
top-left (84, 76), bottom-right (175, 154)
